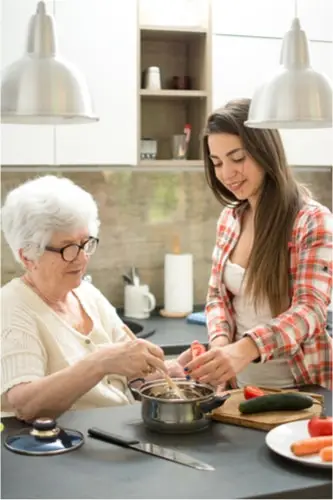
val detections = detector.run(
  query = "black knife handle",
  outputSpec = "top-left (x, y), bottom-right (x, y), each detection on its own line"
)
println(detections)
top-left (87, 427), bottom-right (140, 448)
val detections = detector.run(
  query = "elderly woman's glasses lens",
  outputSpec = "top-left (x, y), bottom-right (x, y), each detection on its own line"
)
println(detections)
top-left (45, 237), bottom-right (99, 262)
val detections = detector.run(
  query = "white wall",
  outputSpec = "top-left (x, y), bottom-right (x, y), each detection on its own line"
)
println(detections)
top-left (211, 0), bottom-right (333, 166)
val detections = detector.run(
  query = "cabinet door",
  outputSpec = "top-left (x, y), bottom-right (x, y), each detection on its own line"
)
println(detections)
top-left (139, 0), bottom-right (209, 29)
top-left (55, 0), bottom-right (138, 165)
top-left (1, 0), bottom-right (54, 165)
top-left (212, 0), bottom-right (332, 41)
top-left (212, 0), bottom-right (293, 38)
top-left (212, 36), bottom-right (333, 166)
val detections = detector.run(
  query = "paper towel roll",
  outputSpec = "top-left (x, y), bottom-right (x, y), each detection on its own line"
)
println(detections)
top-left (164, 253), bottom-right (193, 314)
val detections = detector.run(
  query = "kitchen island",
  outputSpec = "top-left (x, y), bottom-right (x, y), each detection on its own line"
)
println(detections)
top-left (1, 387), bottom-right (331, 499)
top-left (124, 312), bottom-right (209, 355)
top-left (121, 304), bottom-right (333, 356)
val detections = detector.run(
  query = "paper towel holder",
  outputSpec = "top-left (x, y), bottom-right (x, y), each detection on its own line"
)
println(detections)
top-left (159, 308), bottom-right (192, 319)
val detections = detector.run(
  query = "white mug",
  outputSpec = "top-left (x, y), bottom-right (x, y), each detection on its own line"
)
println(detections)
top-left (124, 284), bottom-right (156, 319)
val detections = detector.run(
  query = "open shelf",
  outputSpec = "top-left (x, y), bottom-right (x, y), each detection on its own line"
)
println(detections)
top-left (139, 22), bottom-right (212, 165)
top-left (140, 89), bottom-right (208, 99)
top-left (140, 97), bottom-right (207, 161)
top-left (140, 25), bottom-right (207, 40)
top-left (139, 159), bottom-right (204, 168)
top-left (140, 29), bottom-right (208, 91)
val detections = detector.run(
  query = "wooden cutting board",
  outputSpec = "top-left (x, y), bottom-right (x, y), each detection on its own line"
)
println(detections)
top-left (211, 388), bottom-right (324, 431)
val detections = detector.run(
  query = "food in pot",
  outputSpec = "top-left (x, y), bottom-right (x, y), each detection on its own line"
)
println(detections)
top-left (308, 416), bottom-right (333, 437)
top-left (239, 393), bottom-right (314, 414)
top-left (243, 385), bottom-right (265, 400)
top-left (290, 436), bottom-right (333, 457)
top-left (141, 381), bottom-right (206, 401)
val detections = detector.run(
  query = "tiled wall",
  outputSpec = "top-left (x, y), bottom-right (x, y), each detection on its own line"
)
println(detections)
top-left (1, 168), bottom-right (332, 307)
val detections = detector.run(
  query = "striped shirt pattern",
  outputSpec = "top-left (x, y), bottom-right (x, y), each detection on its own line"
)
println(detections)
top-left (206, 201), bottom-right (333, 389)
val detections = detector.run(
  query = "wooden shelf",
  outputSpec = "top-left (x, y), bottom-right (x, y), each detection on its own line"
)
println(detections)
top-left (140, 89), bottom-right (208, 99)
top-left (139, 159), bottom-right (204, 168)
top-left (140, 26), bottom-right (207, 41)
top-left (138, 9), bottom-right (212, 165)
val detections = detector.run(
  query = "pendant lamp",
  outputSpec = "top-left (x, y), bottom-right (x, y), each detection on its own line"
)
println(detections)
top-left (245, 12), bottom-right (332, 129)
top-left (1, 1), bottom-right (98, 125)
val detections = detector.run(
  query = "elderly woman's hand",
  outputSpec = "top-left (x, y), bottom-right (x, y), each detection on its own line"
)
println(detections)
top-left (94, 338), bottom-right (167, 379)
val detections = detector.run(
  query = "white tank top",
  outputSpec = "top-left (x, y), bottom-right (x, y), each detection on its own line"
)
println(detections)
top-left (223, 260), bottom-right (295, 388)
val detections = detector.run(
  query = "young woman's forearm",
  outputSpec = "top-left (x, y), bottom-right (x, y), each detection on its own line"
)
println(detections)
top-left (209, 335), bottom-right (230, 348)
top-left (7, 356), bottom-right (105, 421)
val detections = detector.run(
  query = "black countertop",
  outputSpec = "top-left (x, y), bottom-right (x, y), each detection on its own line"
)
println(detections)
top-left (1, 386), bottom-right (332, 499)
top-left (120, 313), bottom-right (208, 355)
top-left (122, 306), bottom-right (333, 356)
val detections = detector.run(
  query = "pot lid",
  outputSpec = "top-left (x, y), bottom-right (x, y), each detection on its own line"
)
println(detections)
top-left (4, 418), bottom-right (84, 456)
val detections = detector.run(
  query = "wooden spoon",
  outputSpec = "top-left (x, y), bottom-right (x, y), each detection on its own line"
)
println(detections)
top-left (123, 325), bottom-right (187, 400)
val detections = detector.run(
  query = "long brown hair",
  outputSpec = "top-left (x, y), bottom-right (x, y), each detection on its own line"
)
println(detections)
top-left (203, 98), bottom-right (308, 316)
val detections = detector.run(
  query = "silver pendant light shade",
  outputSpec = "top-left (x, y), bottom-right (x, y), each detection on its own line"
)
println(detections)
top-left (1, 1), bottom-right (98, 125)
top-left (245, 18), bottom-right (332, 129)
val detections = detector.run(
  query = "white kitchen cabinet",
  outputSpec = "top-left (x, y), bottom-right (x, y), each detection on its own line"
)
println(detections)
top-left (1, 0), bottom-right (54, 165)
top-left (212, 0), bottom-right (293, 38)
top-left (139, 0), bottom-right (209, 29)
top-left (296, 0), bottom-right (332, 42)
top-left (212, 36), bottom-right (333, 166)
top-left (55, 0), bottom-right (138, 165)
top-left (212, 0), bottom-right (332, 42)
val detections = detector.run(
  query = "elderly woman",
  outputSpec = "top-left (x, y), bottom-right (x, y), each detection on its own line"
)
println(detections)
top-left (1, 176), bottom-right (187, 421)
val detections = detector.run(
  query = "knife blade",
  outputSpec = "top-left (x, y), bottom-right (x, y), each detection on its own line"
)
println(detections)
top-left (87, 427), bottom-right (214, 471)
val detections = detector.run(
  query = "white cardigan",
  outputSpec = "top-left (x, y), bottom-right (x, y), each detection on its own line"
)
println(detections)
top-left (1, 278), bottom-right (135, 416)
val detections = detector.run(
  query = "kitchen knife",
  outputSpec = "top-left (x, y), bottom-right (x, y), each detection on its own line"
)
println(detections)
top-left (87, 427), bottom-right (214, 471)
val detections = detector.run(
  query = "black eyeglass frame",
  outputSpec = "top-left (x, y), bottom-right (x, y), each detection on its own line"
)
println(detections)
top-left (44, 236), bottom-right (99, 262)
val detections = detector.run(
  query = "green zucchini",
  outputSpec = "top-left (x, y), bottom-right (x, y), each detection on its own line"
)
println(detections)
top-left (239, 392), bottom-right (314, 414)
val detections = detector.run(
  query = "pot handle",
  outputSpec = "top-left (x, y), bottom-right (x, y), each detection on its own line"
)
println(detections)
top-left (199, 393), bottom-right (230, 413)
top-left (128, 378), bottom-right (145, 401)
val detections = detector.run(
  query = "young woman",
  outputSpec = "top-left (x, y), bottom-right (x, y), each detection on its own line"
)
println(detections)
top-left (184, 98), bottom-right (332, 389)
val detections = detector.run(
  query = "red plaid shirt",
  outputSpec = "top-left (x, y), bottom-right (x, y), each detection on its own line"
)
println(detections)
top-left (206, 200), bottom-right (333, 389)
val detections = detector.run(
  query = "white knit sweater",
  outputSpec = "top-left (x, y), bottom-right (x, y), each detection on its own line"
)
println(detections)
top-left (1, 278), bottom-right (135, 417)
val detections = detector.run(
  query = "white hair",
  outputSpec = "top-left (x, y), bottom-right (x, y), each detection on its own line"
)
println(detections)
top-left (1, 175), bottom-right (100, 263)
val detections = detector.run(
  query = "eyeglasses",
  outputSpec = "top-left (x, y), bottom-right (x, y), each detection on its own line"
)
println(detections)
top-left (45, 236), bottom-right (99, 263)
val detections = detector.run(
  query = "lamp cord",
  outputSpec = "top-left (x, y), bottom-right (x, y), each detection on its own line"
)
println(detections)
top-left (52, 0), bottom-right (57, 166)
top-left (294, 0), bottom-right (298, 17)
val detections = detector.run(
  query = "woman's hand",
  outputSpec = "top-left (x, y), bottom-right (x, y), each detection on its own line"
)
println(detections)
top-left (184, 337), bottom-right (260, 386)
top-left (142, 349), bottom-right (192, 383)
top-left (94, 339), bottom-right (166, 379)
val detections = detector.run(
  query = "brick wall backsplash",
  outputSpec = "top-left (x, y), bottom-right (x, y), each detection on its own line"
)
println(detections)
top-left (1, 169), bottom-right (332, 307)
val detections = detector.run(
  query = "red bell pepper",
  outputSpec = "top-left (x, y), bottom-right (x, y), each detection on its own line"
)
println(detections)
top-left (191, 340), bottom-right (206, 358)
top-left (243, 385), bottom-right (265, 400)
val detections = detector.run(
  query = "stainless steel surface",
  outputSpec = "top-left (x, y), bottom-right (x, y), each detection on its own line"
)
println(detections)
top-left (246, 17), bottom-right (332, 129)
top-left (144, 66), bottom-right (161, 90)
top-left (1, 1), bottom-right (98, 125)
top-left (131, 441), bottom-right (214, 471)
top-left (129, 378), bottom-right (229, 434)
top-left (87, 427), bottom-right (214, 471)
top-left (4, 418), bottom-right (84, 456)
top-left (140, 138), bottom-right (157, 160)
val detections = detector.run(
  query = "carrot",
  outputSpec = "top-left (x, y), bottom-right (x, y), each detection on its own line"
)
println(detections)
top-left (320, 446), bottom-right (333, 462)
top-left (291, 436), bottom-right (333, 457)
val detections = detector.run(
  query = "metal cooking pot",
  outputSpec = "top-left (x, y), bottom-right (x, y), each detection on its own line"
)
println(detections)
top-left (129, 378), bottom-right (230, 434)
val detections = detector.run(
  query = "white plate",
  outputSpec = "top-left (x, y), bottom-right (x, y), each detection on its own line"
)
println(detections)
top-left (266, 419), bottom-right (332, 469)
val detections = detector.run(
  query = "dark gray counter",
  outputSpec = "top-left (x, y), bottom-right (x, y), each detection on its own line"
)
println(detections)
top-left (122, 313), bottom-right (209, 355)
top-left (123, 310), bottom-right (332, 356)
top-left (1, 387), bottom-right (332, 499)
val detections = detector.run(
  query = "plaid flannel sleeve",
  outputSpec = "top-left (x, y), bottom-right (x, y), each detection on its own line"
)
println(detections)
top-left (206, 210), bottom-right (236, 343)
top-left (245, 206), bottom-right (333, 362)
